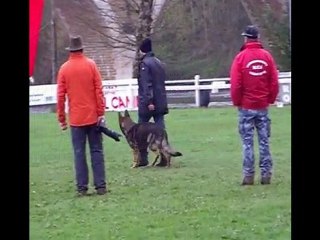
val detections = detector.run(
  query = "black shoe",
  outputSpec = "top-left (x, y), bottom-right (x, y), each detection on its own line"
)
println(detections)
top-left (96, 188), bottom-right (107, 195)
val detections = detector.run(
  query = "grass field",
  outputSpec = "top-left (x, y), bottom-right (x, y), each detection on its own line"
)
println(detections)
top-left (30, 106), bottom-right (291, 240)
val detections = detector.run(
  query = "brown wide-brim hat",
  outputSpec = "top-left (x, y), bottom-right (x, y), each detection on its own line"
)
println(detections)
top-left (65, 35), bottom-right (85, 51)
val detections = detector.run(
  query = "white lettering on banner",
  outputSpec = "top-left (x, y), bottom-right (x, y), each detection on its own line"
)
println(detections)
top-left (29, 94), bottom-right (56, 105)
top-left (103, 85), bottom-right (117, 95)
top-left (30, 94), bottom-right (44, 103)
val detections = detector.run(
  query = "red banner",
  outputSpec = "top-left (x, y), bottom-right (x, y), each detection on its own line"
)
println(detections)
top-left (29, 0), bottom-right (44, 77)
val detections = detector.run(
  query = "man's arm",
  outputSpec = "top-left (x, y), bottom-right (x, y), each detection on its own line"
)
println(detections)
top-left (139, 62), bottom-right (154, 106)
top-left (268, 56), bottom-right (279, 104)
top-left (56, 70), bottom-right (67, 128)
top-left (92, 63), bottom-right (106, 117)
top-left (230, 56), bottom-right (243, 106)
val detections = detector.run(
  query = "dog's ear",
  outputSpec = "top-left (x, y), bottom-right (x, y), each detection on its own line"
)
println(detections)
top-left (118, 111), bottom-right (123, 121)
top-left (124, 109), bottom-right (130, 117)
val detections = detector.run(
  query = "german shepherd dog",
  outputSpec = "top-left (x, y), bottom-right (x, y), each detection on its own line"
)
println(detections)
top-left (118, 110), bottom-right (182, 168)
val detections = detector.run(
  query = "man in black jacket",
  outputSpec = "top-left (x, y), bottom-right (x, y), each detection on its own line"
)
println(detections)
top-left (137, 37), bottom-right (169, 167)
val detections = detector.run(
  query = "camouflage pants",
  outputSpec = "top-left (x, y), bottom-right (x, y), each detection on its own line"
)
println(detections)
top-left (238, 108), bottom-right (272, 178)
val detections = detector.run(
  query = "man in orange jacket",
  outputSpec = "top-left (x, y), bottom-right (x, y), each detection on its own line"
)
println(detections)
top-left (230, 25), bottom-right (279, 186)
top-left (56, 35), bottom-right (107, 196)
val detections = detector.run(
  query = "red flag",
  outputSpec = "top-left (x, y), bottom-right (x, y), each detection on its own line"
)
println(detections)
top-left (29, 0), bottom-right (44, 77)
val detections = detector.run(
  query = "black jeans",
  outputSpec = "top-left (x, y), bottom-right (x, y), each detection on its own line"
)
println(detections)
top-left (70, 124), bottom-right (106, 191)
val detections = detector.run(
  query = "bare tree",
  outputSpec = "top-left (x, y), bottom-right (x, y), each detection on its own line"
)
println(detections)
top-left (133, 0), bottom-right (154, 77)
top-left (73, 0), bottom-right (156, 77)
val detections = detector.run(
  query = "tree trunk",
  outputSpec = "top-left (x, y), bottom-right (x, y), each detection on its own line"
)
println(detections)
top-left (133, 0), bottom-right (154, 78)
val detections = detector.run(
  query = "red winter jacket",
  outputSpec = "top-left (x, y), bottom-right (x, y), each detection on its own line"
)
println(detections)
top-left (230, 41), bottom-right (279, 109)
top-left (56, 52), bottom-right (106, 126)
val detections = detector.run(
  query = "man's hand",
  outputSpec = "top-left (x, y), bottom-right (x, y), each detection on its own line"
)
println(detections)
top-left (60, 122), bottom-right (67, 131)
top-left (148, 104), bottom-right (155, 111)
top-left (97, 115), bottom-right (107, 128)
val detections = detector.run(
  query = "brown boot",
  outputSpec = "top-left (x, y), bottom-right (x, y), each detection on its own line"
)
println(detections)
top-left (96, 188), bottom-right (107, 195)
top-left (241, 176), bottom-right (254, 185)
top-left (261, 176), bottom-right (271, 185)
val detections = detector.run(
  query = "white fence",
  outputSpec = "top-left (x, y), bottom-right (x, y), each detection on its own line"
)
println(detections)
top-left (29, 72), bottom-right (291, 111)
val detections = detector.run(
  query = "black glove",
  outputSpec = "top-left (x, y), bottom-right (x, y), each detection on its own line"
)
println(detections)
top-left (96, 119), bottom-right (122, 142)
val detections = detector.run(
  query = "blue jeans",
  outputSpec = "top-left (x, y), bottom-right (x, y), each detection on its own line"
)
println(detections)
top-left (238, 108), bottom-right (272, 178)
top-left (138, 113), bottom-right (166, 162)
top-left (70, 124), bottom-right (106, 191)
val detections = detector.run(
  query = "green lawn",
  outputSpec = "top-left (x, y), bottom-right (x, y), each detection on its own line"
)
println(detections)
top-left (30, 106), bottom-right (291, 240)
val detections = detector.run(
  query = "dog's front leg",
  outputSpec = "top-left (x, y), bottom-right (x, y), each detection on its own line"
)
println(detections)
top-left (131, 148), bottom-right (139, 168)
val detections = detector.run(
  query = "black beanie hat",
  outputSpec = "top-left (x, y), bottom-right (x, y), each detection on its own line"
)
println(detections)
top-left (139, 38), bottom-right (152, 53)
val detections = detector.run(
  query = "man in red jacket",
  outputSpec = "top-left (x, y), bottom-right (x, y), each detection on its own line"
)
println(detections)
top-left (56, 35), bottom-right (107, 196)
top-left (230, 25), bottom-right (279, 185)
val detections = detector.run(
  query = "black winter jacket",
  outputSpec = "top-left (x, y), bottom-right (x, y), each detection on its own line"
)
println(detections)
top-left (137, 52), bottom-right (168, 116)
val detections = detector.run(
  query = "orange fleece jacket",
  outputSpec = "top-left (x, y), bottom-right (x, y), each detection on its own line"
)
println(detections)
top-left (56, 52), bottom-right (106, 126)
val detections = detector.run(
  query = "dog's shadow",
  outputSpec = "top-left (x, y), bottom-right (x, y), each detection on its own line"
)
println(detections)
top-left (131, 161), bottom-right (186, 169)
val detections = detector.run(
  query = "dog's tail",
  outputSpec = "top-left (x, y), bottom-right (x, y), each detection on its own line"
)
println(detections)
top-left (162, 138), bottom-right (183, 157)
top-left (169, 150), bottom-right (183, 157)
